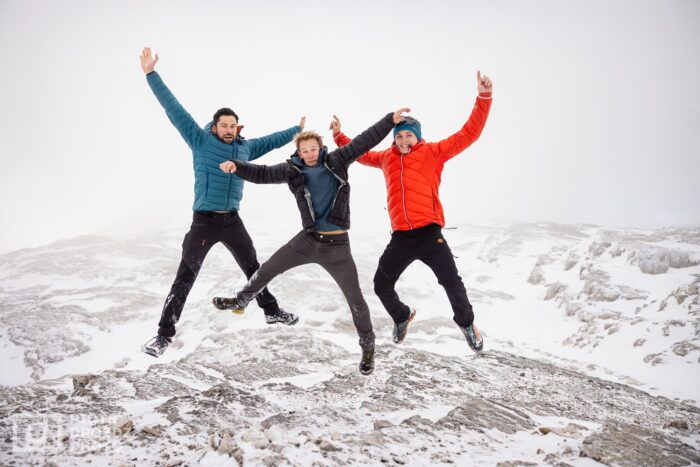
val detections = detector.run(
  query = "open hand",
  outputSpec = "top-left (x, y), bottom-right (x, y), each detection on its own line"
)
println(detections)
top-left (140, 47), bottom-right (159, 74)
top-left (392, 107), bottom-right (411, 124)
top-left (329, 115), bottom-right (341, 134)
top-left (477, 70), bottom-right (493, 93)
top-left (220, 161), bottom-right (237, 174)
top-left (299, 116), bottom-right (306, 130)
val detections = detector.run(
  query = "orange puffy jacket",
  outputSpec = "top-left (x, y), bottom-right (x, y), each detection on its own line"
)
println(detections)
top-left (334, 93), bottom-right (492, 232)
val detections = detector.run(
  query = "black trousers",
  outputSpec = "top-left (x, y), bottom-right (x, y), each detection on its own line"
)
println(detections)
top-left (236, 231), bottom-right (375, 350)
top-left (158, 211), bottom-right (279, 337)
top-left (373, 223), bottom-right (474, 328)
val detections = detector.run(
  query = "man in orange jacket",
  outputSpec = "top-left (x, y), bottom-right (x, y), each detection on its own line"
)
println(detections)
top-left (332, 71), bottom-right (493, 353)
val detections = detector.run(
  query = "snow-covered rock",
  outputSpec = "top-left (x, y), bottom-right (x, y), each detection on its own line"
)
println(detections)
top-left (1, 334), bottom-right (698, 465)
top-left (1, 221), bottom-right (699, 464)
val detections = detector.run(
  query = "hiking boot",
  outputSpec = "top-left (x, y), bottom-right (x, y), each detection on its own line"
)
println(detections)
top-left (143, 335), bottom-right (172, 357)
top-left (265, 309), bottom-right (299, 326)
top-left (359, 348), bottom-right (375, 375)
top-left (392, 308), bottom-right (417, 344)
top-left (461, 324), bottom-right (484, 353)
top-left (212, 296), bottom-right (246, 314)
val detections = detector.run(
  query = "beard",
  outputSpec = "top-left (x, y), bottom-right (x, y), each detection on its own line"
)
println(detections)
top-left (217, 133), bottom-right (234, 144)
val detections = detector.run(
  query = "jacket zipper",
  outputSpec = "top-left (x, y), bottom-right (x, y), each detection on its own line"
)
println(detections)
top-left (325, 161), bottom-right (347, 215)
top-left (292, 165), bottom-right (315, 222)
top-left (400, 155), bottom-right (413, 229)
top-left (225, 144), bottom-right (237, 209)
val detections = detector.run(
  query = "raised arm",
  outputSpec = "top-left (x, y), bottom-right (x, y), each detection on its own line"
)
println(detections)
top-left (331, 116), bottom-right (384, 168)
top-left (247, 116), bottom-right (305, 161)
top-left (430, 70), bottom-right (493, 162)
top-left (220, 160), bottom-right (289, 185)
top-left (140, 47), bottom-right (205, 150)
top-left (329, 108), bottom-right (409, 166)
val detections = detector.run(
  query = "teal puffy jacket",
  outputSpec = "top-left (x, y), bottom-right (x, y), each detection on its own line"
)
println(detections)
top-left (146, 72), bottom-right (300, 211)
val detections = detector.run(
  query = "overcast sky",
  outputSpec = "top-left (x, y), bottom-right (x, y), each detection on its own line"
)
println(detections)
top-left (0, 0), bottom-right (698, 254)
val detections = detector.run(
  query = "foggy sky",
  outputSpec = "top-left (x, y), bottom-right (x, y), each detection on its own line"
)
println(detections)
top-left (1, 0), bottom-right (699, 254)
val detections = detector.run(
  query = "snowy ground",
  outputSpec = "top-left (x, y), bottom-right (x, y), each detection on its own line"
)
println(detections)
top-left (0, 220), bottom-right (699, 465)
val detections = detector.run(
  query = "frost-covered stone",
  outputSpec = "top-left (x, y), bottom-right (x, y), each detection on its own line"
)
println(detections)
top-left (640, 259), bottom-right (669, 275)
top-left (72, 375), bottom-right (90, 391)
top-left (544, 282), bottom-right (567, 300)
top-left (112, 419), bottom-right (133, 436)
top-left (241, 429), bottom-right (269, 449)
top-left (527, 266), bottom-right (545, 285)
top-left (580, 420), bottom-right (700, 466)
top-left (633, 247), bottom-right (699, 275)
top-left (1, 343), bottom-right (699, 465)
top-left (1, 223), bottom-right (700, 465)
top-left (564, 251), bottom-right (579, 270)
top-left (672, 340), bottom-right (699, 357)
top-left (588, 241), bottom-right (611, 257)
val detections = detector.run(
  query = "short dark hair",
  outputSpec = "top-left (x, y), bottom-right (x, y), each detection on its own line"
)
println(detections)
top-left (213, 108), bottom-right (239, 124)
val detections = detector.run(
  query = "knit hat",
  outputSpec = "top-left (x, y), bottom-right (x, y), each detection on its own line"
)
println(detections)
top-left (393, 116), bottom-right (421, 141)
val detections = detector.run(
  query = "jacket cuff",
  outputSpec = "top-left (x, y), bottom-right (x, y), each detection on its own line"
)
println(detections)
top-left (478, 91), bottom-right (493, 99)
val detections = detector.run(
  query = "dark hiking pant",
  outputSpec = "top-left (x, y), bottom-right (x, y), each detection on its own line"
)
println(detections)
top-left (236, 231), bottom-right (375, 350)
top-left (373, 223), bottom-right (474, 328)
top-left (158, 211), bottom-right (280, 337)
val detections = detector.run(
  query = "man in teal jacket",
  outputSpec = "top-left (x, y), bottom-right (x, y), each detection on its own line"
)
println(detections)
top-left (140, 47), bottom-right (303, 357)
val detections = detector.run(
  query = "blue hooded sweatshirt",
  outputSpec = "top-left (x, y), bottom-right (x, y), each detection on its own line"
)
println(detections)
top-left (291, 149), bottom-right (345, 232)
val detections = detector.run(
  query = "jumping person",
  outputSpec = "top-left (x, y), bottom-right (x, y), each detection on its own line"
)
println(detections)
top-left (212, 108), bottom-right (409, 374)
top-left (139, 47), bottom-right (303, 357)
top-left (331, 71), bottom-right (493, 353)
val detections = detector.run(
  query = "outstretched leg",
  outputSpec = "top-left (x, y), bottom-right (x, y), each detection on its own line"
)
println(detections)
top-left (235, 232), bottom-right (312, 307)
top-left (419, 230), bottom-right (474, 328)
top-left (373, 236), bottom-right (416, 324)
top-left (221, 214), bottom-right (280, 316)
top-left (321, 245), bottom-right (375, 351)
top-left (158, 223), bottom-right (216, 337)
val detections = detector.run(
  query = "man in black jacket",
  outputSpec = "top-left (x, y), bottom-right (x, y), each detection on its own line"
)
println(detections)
top-left (212, 108), bottom-right (409, 375)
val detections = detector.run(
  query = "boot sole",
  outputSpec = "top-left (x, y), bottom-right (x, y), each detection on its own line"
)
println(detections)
top-left (142, 345), bottom-right (162, 358)
top-left (212, 298), bottom-right (245, 314)
top-left (469, 329), bottom-right (484, 353)
top-left (266, 317), bottom-right (299, 326)
top-left (393, 308), bottom-right (417, 344)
